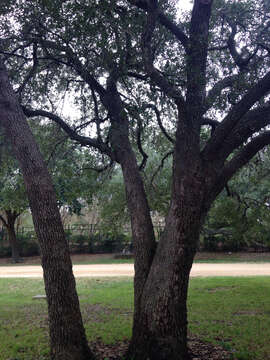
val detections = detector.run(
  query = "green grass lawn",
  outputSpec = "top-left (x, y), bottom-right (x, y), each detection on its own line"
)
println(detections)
top-left (0, 277), bottom-right (270, 359)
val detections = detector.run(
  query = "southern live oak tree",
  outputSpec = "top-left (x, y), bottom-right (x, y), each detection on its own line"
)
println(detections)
top-left (0, 59), bottom-right (94, 359)
top-left (1, 0), bottom-right (270, 359)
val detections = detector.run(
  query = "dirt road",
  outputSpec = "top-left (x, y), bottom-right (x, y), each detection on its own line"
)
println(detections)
top-left (0, 263), bottom-right (270, 278)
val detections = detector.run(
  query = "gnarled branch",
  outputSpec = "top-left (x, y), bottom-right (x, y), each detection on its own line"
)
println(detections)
top-left (203, 74), bottom-right (240, 113)
top-left (22, 106), bottom-right (113, 157)
top-left (202, 70), bottom-right (270, 159)
top-left (217, 103), bottom-right (270, 162)
top-left (137, 117), bottom-right (148, 170)
top-left (211, 131), bottom-right (270, 200)
top-left (227, 23), bottom-right (258, 69)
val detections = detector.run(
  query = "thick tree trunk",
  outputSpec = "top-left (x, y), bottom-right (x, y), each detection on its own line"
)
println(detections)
top-left (120, 150), bottom-right (157, 338)
top-left (127, 196), bottom-right (202, 360)
top-left (126, 108), bottom-right (206, 359)
top-left (105, 88), bottom-right (157, 327)
top-left (0, 60), bottom-right (94, 359)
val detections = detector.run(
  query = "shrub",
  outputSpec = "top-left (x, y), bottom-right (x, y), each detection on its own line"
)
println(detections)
top-left (0, 231), bottom-right (40, 258)
top-left (18, 233), bottom-right (40, 256)
top-left (69, 234), bottom-right (89, 254)
top-left (202, 234), bottom-right (246, 252)
top-left (88, 232), bottom-right (129, 253)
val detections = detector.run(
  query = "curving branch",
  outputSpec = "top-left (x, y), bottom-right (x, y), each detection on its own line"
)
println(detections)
top-left (211, 131), bottom-right (270, 201)
top-left (0, 39), bottom-right (33, 62)
top-left (201, 117), bottom-right (219, 128)
top-left (203, 74), bottom-right (240, 113)
top-left (22, 106), bottom-right (113, 157)
top-left (157, 11), bottom-right (189, 51)
top-left (227, 23), bottom-right (258, 69)
top-left (144, 104), bottom-right (175, 143)
top-left (46, 134), bottom-right (69, 167)
top-left (202, 70), bottom-right (270, 159)
top-left (127, 0), bottom-right (189, 50)
top-left (150, 150), bottom-right (173, 186)
top-left (136, 117), bottom-right (148, 170)
top-left (217, 103), bottom-right (270, 161)
top-left (83, 159), bottom-right (114, 173)
top-left (200, 117), bottom-right (220, 136)
top-left (38, 39), bottom-right (107, 98)
top-left (141, 2), bottom-right (185, 106)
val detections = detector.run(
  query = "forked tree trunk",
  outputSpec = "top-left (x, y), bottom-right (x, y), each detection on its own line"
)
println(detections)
top-left (124, 108), bottom-right (207, 359)
top-left (127, 195), bottom-right (204, 360)
top-left (0, 60), bottom-right (94, 359)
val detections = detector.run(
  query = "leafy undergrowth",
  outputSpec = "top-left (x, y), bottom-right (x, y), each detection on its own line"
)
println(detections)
top-left (0, 277), bottom-right (270, 359)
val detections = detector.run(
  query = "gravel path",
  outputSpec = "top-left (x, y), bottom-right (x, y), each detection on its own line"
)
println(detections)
top-left (0, 263), bottom-right (270, 278)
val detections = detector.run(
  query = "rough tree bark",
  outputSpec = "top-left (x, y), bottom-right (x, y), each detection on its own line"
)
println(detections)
top-left (0, 59), bottom-right (94, 360)
top-left (125, 1), bottom-right (270, 359)
top-left (125, 2), bottom-right (212, 358)
top-left (126, 107), bottom-right (206, 360)
top-left (103, 82), bottom-right (157, 326)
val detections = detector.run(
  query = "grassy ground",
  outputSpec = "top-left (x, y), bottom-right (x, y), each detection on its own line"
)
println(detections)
top-left (1, 251), bottom-right (270, 265)
top-left (0, 277), bottom-right (270, 360)
top-left (188, 277), bottom-right (270, 360)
